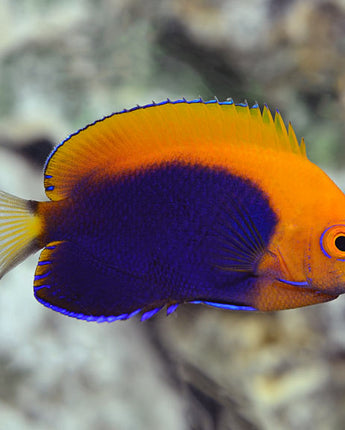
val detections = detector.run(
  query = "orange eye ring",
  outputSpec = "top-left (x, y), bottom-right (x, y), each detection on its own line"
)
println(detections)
top-left (320, 225), bottom-right (345, 260)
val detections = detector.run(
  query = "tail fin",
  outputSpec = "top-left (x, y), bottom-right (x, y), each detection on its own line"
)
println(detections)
top-left (0, 191), bottom-right (41, 278)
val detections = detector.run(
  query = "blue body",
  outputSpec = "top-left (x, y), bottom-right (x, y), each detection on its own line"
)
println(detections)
top-left (35, 162), bottom-right (277, 320)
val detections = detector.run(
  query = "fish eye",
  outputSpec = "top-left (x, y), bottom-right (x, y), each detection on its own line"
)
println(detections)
top-left (335, 235), bottom-right (345, 252)
top-left (320, 225), bottom-right (345, 259)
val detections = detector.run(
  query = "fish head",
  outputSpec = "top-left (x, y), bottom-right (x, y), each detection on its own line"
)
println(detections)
top-left (251, 168), bottom-right (345, 311)
top-left (254, 220), bottom-right (345, 311)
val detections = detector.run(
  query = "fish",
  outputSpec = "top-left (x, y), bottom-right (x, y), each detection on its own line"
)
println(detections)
top-left (1, 98), bottom-right (345, 323)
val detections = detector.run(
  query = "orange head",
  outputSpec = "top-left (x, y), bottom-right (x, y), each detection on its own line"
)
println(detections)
top-left (253, 156), bottom-right (345, 311)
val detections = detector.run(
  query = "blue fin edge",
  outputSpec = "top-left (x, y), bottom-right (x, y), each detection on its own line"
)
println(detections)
top-left (167, 303), bottom-right (179, 315)
top-left (43, 97), bottom-right (258, 179)
top-left (35, 294), bottom-right (180, 323)
top-left (140, 307), bottom-right (163, 322)
top-left (34, 295), bottom-right (143, 322)
top-left (35, 294), bottom-right (256, 323)
top-left (189, 300), bottom-right (257, 311)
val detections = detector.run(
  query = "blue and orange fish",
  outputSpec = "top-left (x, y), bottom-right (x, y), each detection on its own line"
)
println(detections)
top-left (1, 99), bottom-right (345, 322)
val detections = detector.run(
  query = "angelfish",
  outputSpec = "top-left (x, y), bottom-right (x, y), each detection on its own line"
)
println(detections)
top-left (1, 99), bottom-right (345, 322)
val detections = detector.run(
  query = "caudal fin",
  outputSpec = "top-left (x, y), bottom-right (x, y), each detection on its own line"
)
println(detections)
top-left (0, 191), bottom-right (41, 278)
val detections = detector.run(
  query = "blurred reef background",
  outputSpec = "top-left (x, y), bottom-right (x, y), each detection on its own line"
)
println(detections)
top-left (0, 0), bottom-right (344, 429)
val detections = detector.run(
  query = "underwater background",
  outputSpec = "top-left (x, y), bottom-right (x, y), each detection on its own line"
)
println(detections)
top-left (0, 0), bottom-right (344, 429)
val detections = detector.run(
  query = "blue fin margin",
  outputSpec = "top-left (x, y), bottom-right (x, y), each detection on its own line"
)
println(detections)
top-left (35, 293), bottom-right (180, 323)
top-left (35, 295), bottom-right (144, 323)
top-left (35, 294), bottom-right (255, 323)
top-left (189, 300), bottom-right (256, 311)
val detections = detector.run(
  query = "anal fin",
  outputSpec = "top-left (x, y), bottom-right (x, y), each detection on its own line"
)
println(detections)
top-left (33, 241), bottom-right (166, 322)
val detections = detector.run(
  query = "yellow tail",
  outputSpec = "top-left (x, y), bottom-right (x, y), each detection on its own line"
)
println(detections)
top-left (0, 191), bottom-right (41, 278)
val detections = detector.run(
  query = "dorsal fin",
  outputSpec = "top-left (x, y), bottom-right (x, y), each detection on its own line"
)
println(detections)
top-left (44, 99), bottom-right (307, 201)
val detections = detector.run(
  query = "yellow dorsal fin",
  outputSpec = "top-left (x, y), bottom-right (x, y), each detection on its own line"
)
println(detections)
top-left (44, 99), bottom-right (307, 201)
